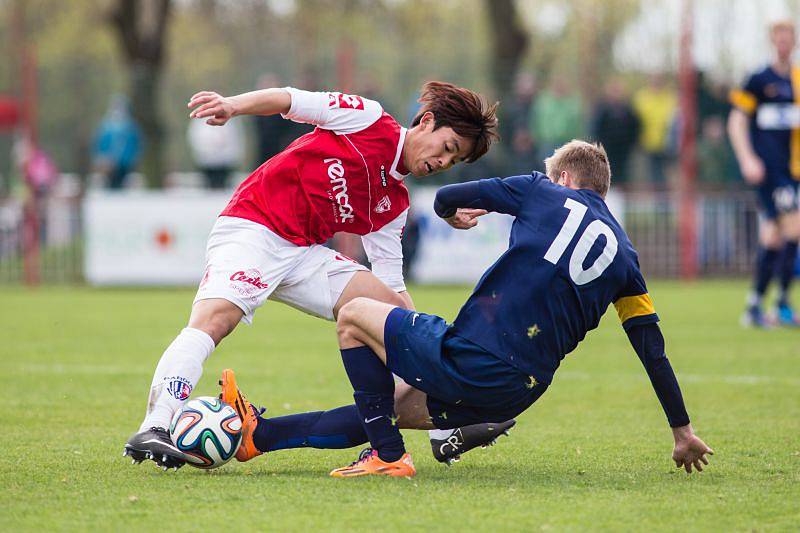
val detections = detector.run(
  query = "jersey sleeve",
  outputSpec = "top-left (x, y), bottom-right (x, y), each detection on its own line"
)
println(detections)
top-left (729, 74), bottom-right (760, 115)
top-left (281, 87), bottom-right (383, 134)
top-left (475, 175), bottom-right (537, 216)
top-left (613, 259), bottom-right (659, 331)
top-left (361, 209), bottom-right (408, 292)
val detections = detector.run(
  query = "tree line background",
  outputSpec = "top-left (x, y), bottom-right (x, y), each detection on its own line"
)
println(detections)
top-left (1, 0), bottom-right (799, 188)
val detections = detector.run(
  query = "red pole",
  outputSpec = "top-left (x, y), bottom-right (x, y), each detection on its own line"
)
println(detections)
top-left (678, 0), bottom-right (698, 280)
top-left (336, 38), bottom-right (355, 93)
top-left (12, 0), bottom-right (40, 286)
top-left (21, 46), bottom-right (41, 286)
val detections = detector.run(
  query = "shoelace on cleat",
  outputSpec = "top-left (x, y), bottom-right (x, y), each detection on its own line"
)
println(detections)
top-left (347, 448), bottom-right (376, 467)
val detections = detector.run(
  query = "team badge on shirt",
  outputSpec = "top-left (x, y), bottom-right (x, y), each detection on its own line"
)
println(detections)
top-left (374, 195), bottom-right (392, 214)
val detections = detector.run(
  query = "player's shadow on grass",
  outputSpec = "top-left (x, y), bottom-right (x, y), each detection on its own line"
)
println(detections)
top-left (197, 462), bottom-right (634, 486)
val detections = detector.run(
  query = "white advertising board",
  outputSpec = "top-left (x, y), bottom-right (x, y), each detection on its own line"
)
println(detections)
top-left (409, 187), bottom-right (514, 284)
top-left (409, 186), bottom-right (625, 285)
top-left (84, 186), bottom-right (625, 286)
top-left (84, 191), bottom-right (230, 285)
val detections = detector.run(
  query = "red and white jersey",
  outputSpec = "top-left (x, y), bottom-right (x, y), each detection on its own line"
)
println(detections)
top-left (220, 87), bottom-right (411, 291)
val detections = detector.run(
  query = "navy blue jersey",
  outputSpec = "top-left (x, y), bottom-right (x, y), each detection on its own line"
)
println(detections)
top-left (449, 173), bottom-right (658, 384)
top-left (730, 65), bottom-right (800, 180)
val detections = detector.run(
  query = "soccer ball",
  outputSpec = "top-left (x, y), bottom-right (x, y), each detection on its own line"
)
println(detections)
top-left (169, 396), bottom-right (242, 469)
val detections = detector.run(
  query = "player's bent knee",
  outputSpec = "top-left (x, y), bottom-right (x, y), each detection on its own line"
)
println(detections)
top-left (781, 225), bottom-right (800, 241)
top-left (381, 290), bottom-right (406, 309)
top-left (760, 222), bottom-right (783, 248)
top-left (761, 233), bottom-right (783, 249)
top-left (336, 298), bottom-right (374, 345)
top-left (189, 299), bottom-right (243, 345)
top-left (337, 296), bottom-right (372, 323)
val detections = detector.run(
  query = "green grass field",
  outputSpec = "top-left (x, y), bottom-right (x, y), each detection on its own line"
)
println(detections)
top-left (1, 281), bottom-right (798, 531)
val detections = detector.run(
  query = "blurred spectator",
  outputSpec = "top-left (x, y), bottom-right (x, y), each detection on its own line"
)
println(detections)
top-left (401, 211), bottom-right (422, 281)
top-left (507, 73), bottom-right (538, 173)
top-left (92, 95), bottom-right (142, 189)
top-left (530, 75), bottom-right (583, 166)
top-left (590, 79), bottom-right (640, 184)
top-left (632, 75), bottom-right (676, 184)
top-left (697, 116), bottom-right (737, 185)
top-left (252, 73), bottom-right (311, 167)
top-left (12, 133), bottom-right (58, 195)
top-left (187, 118), bottom-right (244, 189)
top-left (697, 71), bottom-right (730, 122)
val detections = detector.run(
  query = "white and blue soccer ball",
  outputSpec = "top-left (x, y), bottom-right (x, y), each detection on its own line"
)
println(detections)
top-left (169, 396), bottom-right (242, 469)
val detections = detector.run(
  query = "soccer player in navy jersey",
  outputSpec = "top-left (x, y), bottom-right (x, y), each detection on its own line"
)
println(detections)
top-left (311, 140), bottom-right (711, 477)
top-left (729, 20), bottom-right (800, 327)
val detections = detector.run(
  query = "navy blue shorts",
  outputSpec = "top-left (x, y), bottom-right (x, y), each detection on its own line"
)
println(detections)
top-left (756, 178), bottom-right (798, 219)
top-left (384, 308), bottom-right (548, 429)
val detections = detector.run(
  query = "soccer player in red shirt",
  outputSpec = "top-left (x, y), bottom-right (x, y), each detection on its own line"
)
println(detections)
top-left (124, 82), bottom-right (503, 469)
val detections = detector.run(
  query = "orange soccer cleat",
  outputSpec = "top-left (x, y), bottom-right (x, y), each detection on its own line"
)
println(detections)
top-left (330, 448), bottom-right (416, 478)
top-left (219, 369), bottom-right (263, 462)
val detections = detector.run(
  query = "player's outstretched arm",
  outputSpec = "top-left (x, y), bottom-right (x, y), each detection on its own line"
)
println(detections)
top-left (434, 181), bottom-right (487, 229)
top-left (625, 322), bottom-right (713, 473)
top-left (188, 88), bottom-right (292, 126)
top-left (434, 175), bottom-right (535, 229)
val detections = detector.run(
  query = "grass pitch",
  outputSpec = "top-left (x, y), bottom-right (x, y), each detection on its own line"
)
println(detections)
top-left (1, 281), bottom-right (798, 531)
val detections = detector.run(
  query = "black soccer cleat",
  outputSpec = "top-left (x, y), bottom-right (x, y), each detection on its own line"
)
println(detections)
top-left (123, 427), bottom-right (187, 471)
top-left (430, 419), bottom-right (516, 466)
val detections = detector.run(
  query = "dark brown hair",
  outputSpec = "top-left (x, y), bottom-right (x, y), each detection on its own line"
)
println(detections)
top-left (544, 140), bottom-right (612, 198)
top-left (411, 81), bottom-right (499, 163)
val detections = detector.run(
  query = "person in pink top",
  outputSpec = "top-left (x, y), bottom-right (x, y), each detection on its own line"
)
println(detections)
top-left (124, 82), bottom-right (505, 470)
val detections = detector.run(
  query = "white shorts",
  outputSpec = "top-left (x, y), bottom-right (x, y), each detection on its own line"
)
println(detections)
top-left (194, 216), bottom-right (368, 324)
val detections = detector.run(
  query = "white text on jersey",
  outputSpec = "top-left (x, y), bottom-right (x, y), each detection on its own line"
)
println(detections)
top-left (324, 158), bottom-right (355, 223)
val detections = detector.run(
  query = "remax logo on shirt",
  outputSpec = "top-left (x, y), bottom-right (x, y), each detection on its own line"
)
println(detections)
top-left (325, 158), bottom-right (355, 223)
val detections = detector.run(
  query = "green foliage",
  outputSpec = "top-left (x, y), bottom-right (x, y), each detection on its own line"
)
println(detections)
top-left (15, 0), bottom-right (125, 173)
top-left (1, 281), bottom-right (798, 530)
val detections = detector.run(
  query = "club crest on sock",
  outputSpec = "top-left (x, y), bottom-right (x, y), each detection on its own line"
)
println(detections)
top-left (165, 376), bottom-right (193, 401)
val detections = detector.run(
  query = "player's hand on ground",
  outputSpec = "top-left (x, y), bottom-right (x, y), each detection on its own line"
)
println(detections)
top-left (740, 154), bottom-right (765, 185)
top-left (671, 425), bottom-right (713, 473)
top-left (445, 208), bottom-right (488, 230)
top-left (188, 91), bottom-right (236, 126)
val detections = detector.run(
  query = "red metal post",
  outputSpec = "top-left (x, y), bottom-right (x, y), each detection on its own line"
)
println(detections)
top-left (336, 38), bottom-right (356, 93)
top-left (21, 46), bottom-right (41, 286)
top-left (11, 0), bottom-right (41, 286)
top-left (678, 0), bottom-right (698, 279)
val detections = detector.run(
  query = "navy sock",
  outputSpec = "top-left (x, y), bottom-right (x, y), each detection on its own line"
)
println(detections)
top-left (753, 247), bottom-right (780, 302)
top-left (252, 405), bottom-right (368, 452)
top-left (340, 346), bottom-right (405, 462)
top-left (778, 241), bottom-right (798, 306)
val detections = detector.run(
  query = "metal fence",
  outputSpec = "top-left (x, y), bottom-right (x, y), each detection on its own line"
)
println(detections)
top-left (625, 190), bottom-right (758, 277)
top-left (0, 192), bottom-right (83, 284)
top-left (0, 187), bottom-right (760, 285)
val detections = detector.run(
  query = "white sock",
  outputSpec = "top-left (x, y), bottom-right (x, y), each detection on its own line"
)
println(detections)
top-left (747, 291), bottom-right (762, 308)
top-left (139, 328), bottom-right (216, 431)
top-left (429, 429), bottom-right (456, 440)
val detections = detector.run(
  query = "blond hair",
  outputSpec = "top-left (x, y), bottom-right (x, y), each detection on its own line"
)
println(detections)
top-left (544, 140), bottom-right (612, 198)
top-left (770, 19), bottom-right (795, 35)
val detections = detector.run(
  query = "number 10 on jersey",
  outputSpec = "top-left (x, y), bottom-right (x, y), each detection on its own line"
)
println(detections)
top-left (543, 198), bottom-right (618, 285)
